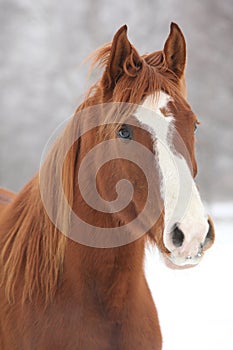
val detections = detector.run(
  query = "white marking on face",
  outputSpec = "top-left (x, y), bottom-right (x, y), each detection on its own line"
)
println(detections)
top-left (135, 92), bottom-right (209, 266)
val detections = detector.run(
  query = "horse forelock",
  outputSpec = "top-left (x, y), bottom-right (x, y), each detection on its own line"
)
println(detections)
top-left (85, 40), bottom-right (184, 103)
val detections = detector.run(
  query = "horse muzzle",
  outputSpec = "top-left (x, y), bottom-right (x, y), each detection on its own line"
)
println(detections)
top-left (165, 216), bottom-right (215, 268)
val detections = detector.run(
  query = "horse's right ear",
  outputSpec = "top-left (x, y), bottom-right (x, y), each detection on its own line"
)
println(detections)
top-left (103, 25), bottom-right (142, 89)
top-left (163, 22), bottom-right (186, 79)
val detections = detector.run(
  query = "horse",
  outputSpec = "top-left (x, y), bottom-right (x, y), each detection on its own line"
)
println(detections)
top-left (0, 23), bottom-right (215, 349)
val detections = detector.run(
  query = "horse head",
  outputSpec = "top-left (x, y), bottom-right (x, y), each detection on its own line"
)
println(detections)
top-left (40, 23), bottom-right (215, 269)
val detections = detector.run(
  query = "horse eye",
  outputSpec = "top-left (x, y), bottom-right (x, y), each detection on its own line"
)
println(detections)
top-left (117, 124), bottom-right (132, 140)
top-left (194, 122), bottom-right (198, 133)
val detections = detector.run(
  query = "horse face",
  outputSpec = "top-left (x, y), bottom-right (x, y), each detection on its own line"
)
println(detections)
top-left (134, 92), bottom-right (215, 268)
top-left (95, 23), bottom-right (215, 264)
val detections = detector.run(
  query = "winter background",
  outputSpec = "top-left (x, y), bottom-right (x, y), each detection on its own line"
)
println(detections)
top-left (0, 0), bottom-right (232, 349)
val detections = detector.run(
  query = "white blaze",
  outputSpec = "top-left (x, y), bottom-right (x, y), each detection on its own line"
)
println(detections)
top-left (135, 92), bottom-right (209, 265)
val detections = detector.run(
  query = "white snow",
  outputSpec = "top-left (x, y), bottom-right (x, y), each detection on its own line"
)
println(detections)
top-left (145, 203), bottom-right (233, 350)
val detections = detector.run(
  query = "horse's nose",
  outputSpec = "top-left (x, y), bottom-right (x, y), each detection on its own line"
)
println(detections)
top-left (172, 225), bottom-right (185, 247)
top-left (172, 217), bottom-right (215, 250)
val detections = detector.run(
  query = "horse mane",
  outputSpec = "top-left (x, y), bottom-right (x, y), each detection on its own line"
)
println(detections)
top-left (0, 39), bottom-right (184, 304)
top-left (0, 118), bottom-right (79, 304)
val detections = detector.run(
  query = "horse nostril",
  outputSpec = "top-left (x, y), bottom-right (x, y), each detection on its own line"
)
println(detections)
top-left (172, 225), bottom-right (185, 247)
top-left (203, 217), bottom-right (215, 248)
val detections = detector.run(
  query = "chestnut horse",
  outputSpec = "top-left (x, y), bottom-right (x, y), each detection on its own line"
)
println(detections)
top-left (0, 24), bottom-right (215, 349)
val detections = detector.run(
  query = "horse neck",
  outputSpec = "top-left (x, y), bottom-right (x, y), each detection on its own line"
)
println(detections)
top-left (63, 237), bottom-right (146, 310)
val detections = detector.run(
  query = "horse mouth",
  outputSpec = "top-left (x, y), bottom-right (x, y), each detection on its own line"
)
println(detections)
top-left (163, 254), bottom-right (199, 270)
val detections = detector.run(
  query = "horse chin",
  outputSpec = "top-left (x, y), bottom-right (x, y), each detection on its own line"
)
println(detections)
top-left (162, 254), bottom-right (198, 270)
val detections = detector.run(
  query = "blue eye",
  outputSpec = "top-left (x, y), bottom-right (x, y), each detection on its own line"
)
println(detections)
top-left (117, 124), bottom-right (133, 140)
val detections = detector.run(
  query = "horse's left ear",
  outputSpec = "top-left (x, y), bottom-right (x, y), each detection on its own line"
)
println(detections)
top-left (163, 23), bottom-right (186, 78)
top-left (104, 25), bottom-right (142, 88)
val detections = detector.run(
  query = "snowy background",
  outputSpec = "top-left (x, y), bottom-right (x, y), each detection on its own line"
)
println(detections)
top-left (0, 0), bottom-right (232, 349)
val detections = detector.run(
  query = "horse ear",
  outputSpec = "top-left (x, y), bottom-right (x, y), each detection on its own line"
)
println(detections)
top-left (163, 23), bottom-right (186, 78)
top-left (104, 25), bottom-right (142, 88)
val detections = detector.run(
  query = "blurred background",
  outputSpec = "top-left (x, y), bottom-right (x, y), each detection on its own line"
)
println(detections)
top-left (0, 0), bottom-right (232, 204)
top-left (0, 1), bottom-right (232, 349)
